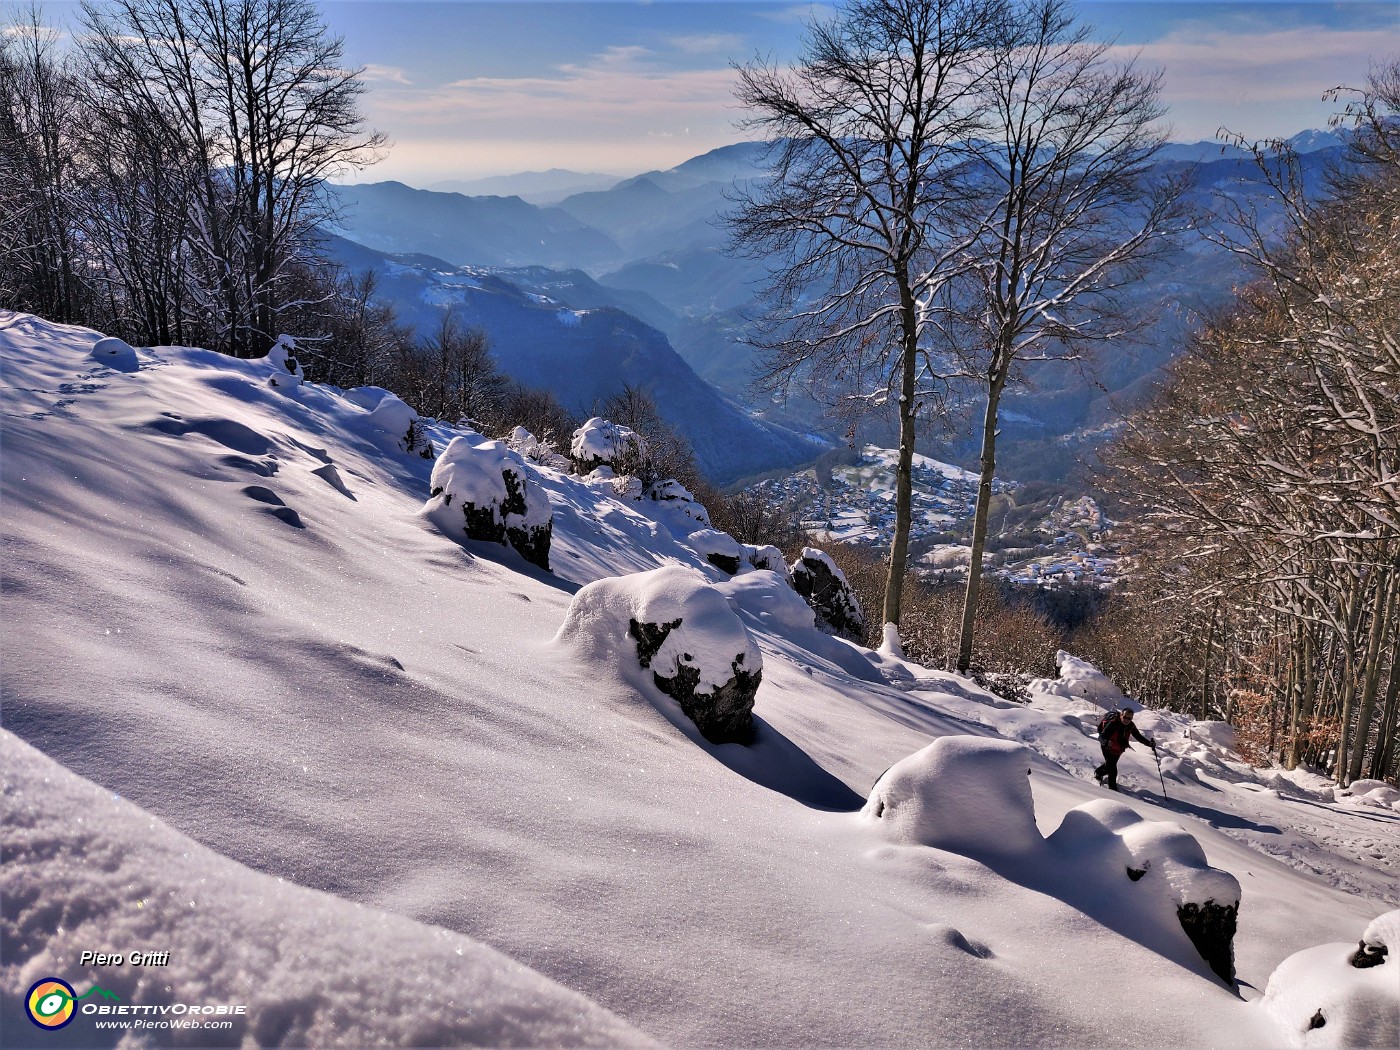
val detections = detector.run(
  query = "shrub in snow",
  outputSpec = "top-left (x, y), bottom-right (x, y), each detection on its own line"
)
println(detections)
top-left (790, 547), bottom-right (866, 640)
top-left (1260, 909), bottom-right (1398, 1048)
top-left (1049, 800), bottom-right (1242, 986)
top-left (264, 334), bottom-right (304, 392)
top-left (862, 737), bottom-right (1042, 859)
top-left (506, 425), bottom-right (571, 471)
top-left (585, 466), bottom-right (645, 501)
top-left (426, 437), bottom-right (552, 570)
top-left (570, 417), bottom-right (645, 475)
top-left (688, 528), bottom-right (745, 575)
top-left (555, 566), bottom-right (762, 744)
top-left (89, 335), bottom-right (139, 370)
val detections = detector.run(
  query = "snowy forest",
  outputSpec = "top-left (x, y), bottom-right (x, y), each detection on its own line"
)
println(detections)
top-left (3, 0), bottom-right (1399, 1047)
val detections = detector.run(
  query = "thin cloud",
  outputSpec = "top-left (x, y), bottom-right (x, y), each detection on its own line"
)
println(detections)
top-left (1111, 25), bottom-right (1381, 105)
top-left (669, 33), bottom-right (745, 55)
top-left (362, 63), bottom-right (412, 86)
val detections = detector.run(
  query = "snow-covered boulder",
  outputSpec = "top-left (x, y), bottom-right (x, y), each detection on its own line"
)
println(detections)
top-left (1337, 779), bottom-right (1400, 809)
top-left (555, 567), bottom-right (762, 744)
top-left (1049, 799), bottom-right (1242, 985)
top-left (862, 737), bottom-right (1042, 859)
top-left (645, 478), bottom-right (710, 532)
top-left (570, 417), bottom-right (645, 475)
top-left (347, 387), bottom-right (433, 458)
top-left (791, 547), bottom-right (866, 641)
top-left (1036, 650), bottom-right (1127, 709)
top-left (744, 544), bottom-right (789, 577)
top-left (688, 528), bottom-right (745, 575)
top-left (426, 437), bottom-right (553, 570)
top-left (89, 335), bottom-right (139, 371)
top-left (1260, 909), bottom-right (1399, 1048)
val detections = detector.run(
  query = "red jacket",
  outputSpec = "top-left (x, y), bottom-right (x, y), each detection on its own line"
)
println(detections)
top-left (1100, 713), bottom-right (1152, 758)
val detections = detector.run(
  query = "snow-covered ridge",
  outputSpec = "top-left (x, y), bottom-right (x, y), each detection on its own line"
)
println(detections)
top-left (1, 313), bottom-right (1396, 1048)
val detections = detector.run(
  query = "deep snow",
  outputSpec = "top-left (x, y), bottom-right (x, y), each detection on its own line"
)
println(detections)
top-left (2, 312), bottom-right (1397, 1048)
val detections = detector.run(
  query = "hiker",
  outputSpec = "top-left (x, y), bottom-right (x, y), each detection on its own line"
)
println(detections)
top-left (1095, 708), bottom-right (1155, 791)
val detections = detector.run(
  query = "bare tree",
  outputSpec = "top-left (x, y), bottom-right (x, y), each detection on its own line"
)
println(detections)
top-left (0, 9), bottom-right (84, 321)
top-left (952, 0), bottom-right (1180, 671)
top-left (728, 0), bottom-right (1003, 635)
top-left (79, 0), bottom-right (385, 355)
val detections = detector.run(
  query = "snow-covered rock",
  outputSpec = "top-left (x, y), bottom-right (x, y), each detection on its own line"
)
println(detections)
top-left (714, 570), bottom-right (817, 635)
top-left (347, 386), bottom-right (433, 457)
top-left (426, 437), bottom-right (553, 570)
top-left (89, 335), bottom-right (139, 371)
top-left (687, 528), bottom-right (744, 575)
top-left (1049, 799), bottom-right (1242, 985)
top-left (862, 737), bottom-right (1042, 859)
top-left (1034, 650), bottom-right (1128, 709)
top-left (645, 478), bottom-right (710, 533)
top-left (555, 566), bottom-right (761, 744)
top-left (744, 544), bottom-right (788, 577)
top-left (791, 547), bottom-right (866, 640)
top-left (0, 732), bottom-right (651, 1048)
top-left (1337, 779), bottom-right (1400, 809)
top-left (570, 417), bottom-right (645, 475)
top-left (1259, 909), bottom-right (1399, 1048)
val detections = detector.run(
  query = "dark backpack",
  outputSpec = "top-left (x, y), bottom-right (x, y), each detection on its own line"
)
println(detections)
top-left (1096, 710), bottom-right (1120, 738)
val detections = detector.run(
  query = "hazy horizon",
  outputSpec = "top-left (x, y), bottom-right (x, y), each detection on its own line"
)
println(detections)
top-left (40, 0), bottom-right (1400, 186)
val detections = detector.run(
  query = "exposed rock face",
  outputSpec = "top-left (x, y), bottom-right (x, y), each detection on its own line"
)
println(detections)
top-left (555, 566), bottom-right (762, 745)
top-left (688, 529), bottom-right (744, 575)
top-left (427, 437), bottom-right (553, 570)
top-left (570, 417), bottom-right (645, 476)
top-left (1050, 799), bottom-right (1242, 988)
top-left (790, 547), bottom-right (866, 640)
top-left (1177, 901), bottom-right (1239, 986)
top-left (629, 616), bottom-right (759, 744)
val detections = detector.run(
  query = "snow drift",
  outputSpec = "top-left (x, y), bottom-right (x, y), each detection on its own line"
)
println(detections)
top-left (0, 731), bottom-right (651, 1048)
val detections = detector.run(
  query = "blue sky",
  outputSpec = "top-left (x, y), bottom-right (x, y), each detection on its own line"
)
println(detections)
top-left (48, 1), bottom-right (1400, 184)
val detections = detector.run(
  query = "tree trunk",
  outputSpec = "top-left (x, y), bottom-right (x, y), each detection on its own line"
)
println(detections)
top-left (957, 366), bottom-right (1005, 673)
top-left (882, 295), bottom-right (921, 629)
top-left (1348, 567), bottom-right (1396, 784)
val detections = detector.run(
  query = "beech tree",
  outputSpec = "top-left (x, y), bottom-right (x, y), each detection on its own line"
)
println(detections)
top-left (952, 0), bottom-right (1180, 672)
top-left (729, 0), bottom-right (1002, 633)
top-left (79, 0), bottom-right (385, 355)
top-left (1104, 63), bottom-right (1400, 784)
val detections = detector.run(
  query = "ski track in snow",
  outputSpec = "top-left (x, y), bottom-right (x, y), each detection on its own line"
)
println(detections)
top-left (1, 312), bottom-right (1397, 1049)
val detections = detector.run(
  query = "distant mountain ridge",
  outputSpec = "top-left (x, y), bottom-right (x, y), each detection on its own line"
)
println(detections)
top-left (322, 234), bottom-right (821, 484)
top-left (426, 169), bottom-right (623, 205)
top-left (327, 129), bottom-right (1352, 481)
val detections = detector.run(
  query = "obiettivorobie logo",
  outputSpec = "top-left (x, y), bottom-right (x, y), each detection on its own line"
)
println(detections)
top-left (25, 978), bottom-right (120, 1030)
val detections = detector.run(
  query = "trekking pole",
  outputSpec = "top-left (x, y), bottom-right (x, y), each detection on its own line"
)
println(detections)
top-left (1152, 742), bottom-right (1168, 801)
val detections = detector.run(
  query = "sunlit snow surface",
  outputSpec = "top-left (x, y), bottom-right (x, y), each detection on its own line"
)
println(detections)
top-left (2, 312), bottom-right (1397, 1048)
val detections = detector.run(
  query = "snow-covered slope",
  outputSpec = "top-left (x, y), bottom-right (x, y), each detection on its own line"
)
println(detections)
top-left (2, 312), bottom-right (1396, 1048)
